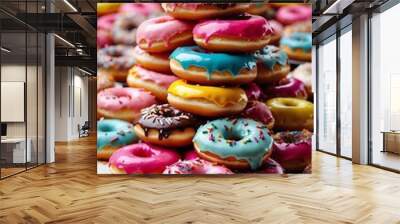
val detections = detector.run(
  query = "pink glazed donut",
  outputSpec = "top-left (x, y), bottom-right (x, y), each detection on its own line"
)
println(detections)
top-left (109, 143), bottom-right (180, 174)
top-left (276, 5), bottom-right (312, 25)
top-left (97, 87), bottom-right (156, 122)
top-left (97, 14), bottom-right (118, 48)
top-left (127, 66), bottom-right (178, 102)
top-left (163, 158), bottom-right (234, 174)
top-left (193, 14), bottom-right (273, 53)
top-left (136, 16), bottom-right (194, 53)
top-left (97, 29), bottom-right (113, 48)
top-left (98, 13), bottom-right (118, 31)
top-left (264, 77), bottom-right (308, 100)
top-left (269, 20), bottom-right (283, 45)
top-left (119, 3), bottom-right (162, 17)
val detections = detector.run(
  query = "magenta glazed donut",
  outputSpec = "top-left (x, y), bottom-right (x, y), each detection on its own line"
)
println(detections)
top-left (108, 143), bottom-right (180, 174)
top-left (240, 100), bottom-right (275, 129)
top-left (259, 158), bottom-right (284, 174)
top-left (264, 77), bottom-right (308, 100)
top-left (276, 5), bottom-right (312, 25)
top-left (193, 14), bottom-right (273, 52)
top-left (271, 130), bottom-right (312, 173)
top-left (183, 149), bottom-right (199, 160)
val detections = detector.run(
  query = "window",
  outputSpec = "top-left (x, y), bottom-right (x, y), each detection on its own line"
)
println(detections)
top-left (370, 3), bottom-right (400, 171)
top-left (317, 36), bottom-right (337, 154)
top-left (339, 28), bottom-right (352, 158)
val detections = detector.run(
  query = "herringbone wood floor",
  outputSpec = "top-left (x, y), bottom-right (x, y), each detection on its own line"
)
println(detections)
top-left (0, 135), bottom-right (399, 224)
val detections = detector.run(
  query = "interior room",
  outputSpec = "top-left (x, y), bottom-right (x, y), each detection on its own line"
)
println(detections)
top-left (0, 0), bottom-right (399, 223)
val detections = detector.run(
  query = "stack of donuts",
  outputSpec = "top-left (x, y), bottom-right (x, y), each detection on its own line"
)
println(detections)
top-left (97, 3), bottom-right (314, 175)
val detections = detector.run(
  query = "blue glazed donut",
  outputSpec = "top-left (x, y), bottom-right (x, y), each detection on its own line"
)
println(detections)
top-left (97, 119), bottom-right (138, 160)
top-left (254, 45), bottom-right (290, 83)
top-left (193, 118), bottom-right (273, 170)
top-left (280, 32), bottom-right (311, 61)
top-left (169, 46), bottom-right (257, 85)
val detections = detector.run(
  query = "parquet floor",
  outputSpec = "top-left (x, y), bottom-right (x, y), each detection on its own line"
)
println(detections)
top-left (0, 135), bottom-right (400, 224)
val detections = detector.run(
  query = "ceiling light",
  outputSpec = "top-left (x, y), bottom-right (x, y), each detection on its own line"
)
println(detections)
top-left (78, 68), bottom-right (93, 76)
top-left (1, 47), bottom-right (11, 53)
top-left (63, 0), bottom-right (78, 12)
top-left (323, 0), bottom-right (354, 15)
top-left (54, 34), bottom-right (75, 48)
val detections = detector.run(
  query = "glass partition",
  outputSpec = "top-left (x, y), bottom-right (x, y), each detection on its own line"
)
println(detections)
top-left (0, 21), bottom-right (28, 178)
top-left (317, 36), bottom-right (337, 154)
top-left (0, 0), bottom-right (46, 179)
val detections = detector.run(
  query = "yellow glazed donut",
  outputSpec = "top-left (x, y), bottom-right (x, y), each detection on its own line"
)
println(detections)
top-left (266, 97), bottom-right (313, 131)
top-left (97, 3), bottom-right (121, 16)
top-left (167, 80), bottom-right (248, 117)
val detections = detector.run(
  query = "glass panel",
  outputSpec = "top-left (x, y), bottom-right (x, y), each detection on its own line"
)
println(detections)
top-left (0, 28), bottom-right (27, 177)
top-left (27, 30), bottom-right (38, 168)
top-left (339, 29), bottom-right (352, 158)
top-left (371, 5), bottom-right (400, 171)
top-left (26, 0), bottom-right (39, 169)
top-left (38, 32), bottom-right (45, 165)
top-left (317, 37), bottom-right (337, 154)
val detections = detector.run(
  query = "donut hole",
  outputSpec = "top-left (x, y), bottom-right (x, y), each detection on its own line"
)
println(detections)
top-left (133, 148), bottom-right (153, 158)
top-left (100, 126), bottom-right (114, 132)
top-left (109, 51), bottom-right (123, 58)
top-left (124, 23), bottom-right (137, 31)
top-left (288, 8), bottom-right (300, 14)
top-left (100, 124), bottom-right (114, 132)
top-left (282, 101), bottom-right (298, 107)
top-left (224, 14), bottom-right (252, 21)
top-left (224, 131), bottom-right (245, 142)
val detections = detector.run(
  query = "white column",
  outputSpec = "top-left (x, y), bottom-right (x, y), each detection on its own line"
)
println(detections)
top-left (352, 14), bottom-right (369, 164)
top-left (46, 32), bottom-right (55, 163)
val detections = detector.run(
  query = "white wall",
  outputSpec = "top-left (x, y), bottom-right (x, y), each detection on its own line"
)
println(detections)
top-left (54, 67), bottom-right (89, 141)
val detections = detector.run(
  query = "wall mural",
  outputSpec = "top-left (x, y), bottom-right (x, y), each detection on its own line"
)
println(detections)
top-left (97, 3), bottom-right (313, 175)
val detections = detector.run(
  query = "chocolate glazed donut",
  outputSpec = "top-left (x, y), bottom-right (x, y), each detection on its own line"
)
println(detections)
top-left (134, 104), bottom-right (201, 147)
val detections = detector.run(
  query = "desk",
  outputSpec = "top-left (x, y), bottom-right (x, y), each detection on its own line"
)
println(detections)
top-left (381, 131), bottom-right (400, 154)
top-left (1, 138), bottom-right (31, 163)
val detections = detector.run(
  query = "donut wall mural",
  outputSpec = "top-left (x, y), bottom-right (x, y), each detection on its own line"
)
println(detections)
top-left (97, 3), bottom-right (313, 175)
